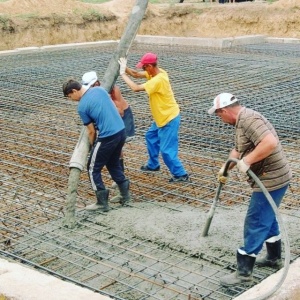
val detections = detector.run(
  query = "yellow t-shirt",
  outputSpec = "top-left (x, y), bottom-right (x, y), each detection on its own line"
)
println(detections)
top-left (143, 68), bottom-right (179, 127)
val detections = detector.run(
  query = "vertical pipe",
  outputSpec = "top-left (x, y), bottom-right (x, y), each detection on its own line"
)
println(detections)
top-left (63, 127), bottom-right (89, 228)
top-left (101, 0), bottom-right (149, 92)
top-left (63, 0), bottom-right (149, 228)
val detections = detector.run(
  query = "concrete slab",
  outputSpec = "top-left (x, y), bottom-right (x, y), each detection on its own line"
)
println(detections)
top-left (266, 37), bottom-right (300, 44)
top-left (135, 34), bottom-right (267, 48)
top-left (135, 34), bottom-right (234, 48)
top-left (0, 36), bottom-right (299, 57)
top-left (0, 258), bottom-right (110, 300)
top-left (15, 47), bottom-right (40, 53)
top-left (1, 257), bottom-right (299, 300)
top-left (0, 36), bottom-right (300, 300)
top-left (0, 49), bottom-right (18, 56)
top-left (231, 35), bottom-right (266, 46)
top-left (40, 40), bottom-right (118, 51)
top-left (282, 38), bottom-right (300, 44)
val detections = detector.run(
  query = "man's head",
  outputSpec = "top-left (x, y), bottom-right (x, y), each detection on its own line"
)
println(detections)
top-left (208, 93), bottom-right (238, 115)
top-left (62, 79), bottom-right (82, 101)
top-left (136, 52), bottom-right (158, 71)
top-left (208, 93), bottom-right (241, 125)
top-left (81, 71), bottom-right (100, 88)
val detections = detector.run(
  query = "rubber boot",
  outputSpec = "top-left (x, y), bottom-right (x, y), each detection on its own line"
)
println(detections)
top-left (110, 158), bottom-right (124, 202)
top-left (118, 179), bottom-right (131, 206)
top-left (220, 251), bottom-right (256, 287)
top-left (256, 240), bottom-right (282, 269)
top-left (85, 189), bottom-right (110, 212)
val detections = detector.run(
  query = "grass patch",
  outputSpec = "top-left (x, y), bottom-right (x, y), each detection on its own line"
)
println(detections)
top-left (0, 14), bottom-right (10, 27)
top-left (79, 0), bottom-right (111, 3)
top-left (17, 13), bottom-right (39, 20)
top-left (81, 9), bottom-right (116, 21)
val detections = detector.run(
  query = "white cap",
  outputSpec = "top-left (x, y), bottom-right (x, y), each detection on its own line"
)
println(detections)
top-left (208, 93), bottom-right (238, 115)
top-left (81, 71), bottom-right (98, 89)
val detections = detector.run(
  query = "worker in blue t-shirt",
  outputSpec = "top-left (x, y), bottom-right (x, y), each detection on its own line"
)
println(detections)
top-left (62, 79), bottom-right (131, 212)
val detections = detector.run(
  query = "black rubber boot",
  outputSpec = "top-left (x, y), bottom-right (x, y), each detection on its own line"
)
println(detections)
top-left (96, 189), bottom-right (110, 212)
top-left (256, 240), bottom-right (282, 269)
top-left (220, 251), bottom-right (256, 287)
top-left (86, 189), bottom-right (109, 212)
top-left (118, 179), bottom-right (131, 206)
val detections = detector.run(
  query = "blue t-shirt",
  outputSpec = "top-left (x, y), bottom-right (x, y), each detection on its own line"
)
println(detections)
top-left (78, 87), bottom-right (124, 138)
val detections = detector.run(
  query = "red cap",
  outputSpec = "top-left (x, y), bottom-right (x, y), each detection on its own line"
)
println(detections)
top-left (136, 52), bottom-right (158, 69)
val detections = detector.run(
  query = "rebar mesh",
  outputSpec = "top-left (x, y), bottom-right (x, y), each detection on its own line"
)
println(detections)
top-left (1, 42), bottom-right (299, 300)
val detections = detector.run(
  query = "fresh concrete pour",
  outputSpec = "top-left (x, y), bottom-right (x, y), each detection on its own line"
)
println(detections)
top-left (14, 199), bottom-right (300, 300)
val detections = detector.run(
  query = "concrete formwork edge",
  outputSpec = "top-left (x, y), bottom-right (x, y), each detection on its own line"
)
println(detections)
top-left (1, 36), bottom-right (300, 57)
top-left (266, 37), bottom-right (300, 44)
top-left (0, 258), bottom-right (111, 300)
top-left (135, 34), bottom-right (270, 48)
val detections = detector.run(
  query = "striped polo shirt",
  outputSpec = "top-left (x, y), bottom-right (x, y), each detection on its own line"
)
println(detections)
top-left (235, 107), bottom-right (292, 191)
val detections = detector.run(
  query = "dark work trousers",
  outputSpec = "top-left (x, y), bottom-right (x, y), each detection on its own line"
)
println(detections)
top-left (87, 129), bottom-right (126, 191)
top-left (240, 184), bottom-right (289, 255)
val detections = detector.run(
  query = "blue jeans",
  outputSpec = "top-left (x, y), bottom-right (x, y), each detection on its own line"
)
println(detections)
top-left (240, 184), bottom-right (289, 255)
top-left (87, 129), bottom-right (126, 191)
top-left (145, 115), bottom-right (187, 177)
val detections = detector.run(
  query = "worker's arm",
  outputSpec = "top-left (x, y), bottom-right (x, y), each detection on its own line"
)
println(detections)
top-left (125, 66), bottom-right (147, 79)
top-left (237, 133), bottom-right (278, 173)
top-left (119, 57), bottom-right (146, 92)
top-left (121, 73), bottom-right (145, 92)
top-left (86, 123), bottom-right (97, 146)
top-left (243, 133), bottom-right (278, 166)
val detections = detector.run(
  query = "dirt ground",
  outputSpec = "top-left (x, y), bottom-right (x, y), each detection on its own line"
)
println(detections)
top-left (0, 0), bottom-right (300, 51)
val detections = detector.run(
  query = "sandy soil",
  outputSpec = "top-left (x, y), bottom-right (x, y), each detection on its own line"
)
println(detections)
top-left (0, 0), bottom-right (300, 51)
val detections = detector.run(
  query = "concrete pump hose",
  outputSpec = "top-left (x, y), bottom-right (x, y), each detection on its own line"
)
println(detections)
top-left (227, 158), bottom-right (290, 300)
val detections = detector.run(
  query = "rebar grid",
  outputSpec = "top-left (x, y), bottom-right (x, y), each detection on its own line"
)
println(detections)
top-left (1, 42), bottom-right (300, 300)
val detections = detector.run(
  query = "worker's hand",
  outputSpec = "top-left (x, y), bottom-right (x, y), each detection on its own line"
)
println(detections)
top-left (118, 57), bottom-right (127, 75)
top-left (217, 164), bottom-right (228, 185)
top-left (236, 158), bottom-right (250, 174)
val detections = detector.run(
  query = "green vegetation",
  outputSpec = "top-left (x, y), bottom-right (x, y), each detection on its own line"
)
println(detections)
top-left (79, 0), bottom-right (180, 3)
top-left (80, 0), bottom-right (111, 3)
top-left (81, 9), bottom-right (116, 21)
top-left (18, 13), bottom-right (39, 20)
top-left (0, 14), bottom-right (9, 27)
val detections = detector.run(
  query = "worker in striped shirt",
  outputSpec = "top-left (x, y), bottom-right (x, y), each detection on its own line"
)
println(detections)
top-left (208, 92), bottom-right (292, 287)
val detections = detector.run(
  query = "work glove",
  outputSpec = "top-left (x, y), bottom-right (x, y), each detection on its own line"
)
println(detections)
top-left (236, 158), bottom-right (250, 174)
top-left (217, 164), bottom-right (228, 185)
top-left (118, 57), bottom-right (127, 75)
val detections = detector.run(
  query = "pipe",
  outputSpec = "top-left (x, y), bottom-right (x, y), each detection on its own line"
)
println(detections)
top-left (101, 0), bottom-right (149, 93)
top-left (63, 0), bottom-right (149, 229)
top-left (69, 127), bottom-right (90, 171)
top-left (202, 157), bottom-right (290, 300)
top-left (202, 162), bottom-right (229, 237)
